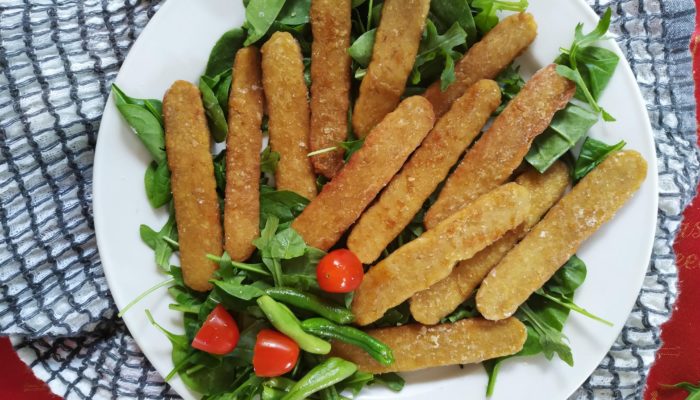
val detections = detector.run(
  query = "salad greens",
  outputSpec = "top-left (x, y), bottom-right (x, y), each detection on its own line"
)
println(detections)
top-left (662, 381), bottom-right (700, 400)
top-left (112, 1), bottom-right (626, 398)
top-left (525, 8), bottom-right (621, 174)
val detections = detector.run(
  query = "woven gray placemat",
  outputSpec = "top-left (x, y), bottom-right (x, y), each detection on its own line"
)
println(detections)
top-left (0, 0), bottom-right (696, 399)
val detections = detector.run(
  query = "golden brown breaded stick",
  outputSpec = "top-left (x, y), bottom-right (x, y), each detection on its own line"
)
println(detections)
top-left (351, 0), bottom-right (430, 137)
top-left (424, 13), bottom-right (537, 117)
top-left (410, 162), bottom-right (571, 325)
top-left (424, 64), bottom-right (575, 229)
top-left (347, 80), bottom-right (502, 264)
top-left (292, 97), bottom-right (435, 250)
top-left (477, 151), bottom-right (648, 320)
top-left (261, 32), bottom-right (317, 199)
top-left (164, 81), bottom-right (222, 292)
top-left (224, 47), bottom-right (264, 262)
top-left (352, 183), bottom-right (530, 326)
top-left (330, 317), bottom-right (526, 373)
top-left (309, 0), bottom-right (351, 178)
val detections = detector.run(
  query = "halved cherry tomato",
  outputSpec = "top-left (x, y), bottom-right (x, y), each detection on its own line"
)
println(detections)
top-left (191, 304), bottom-right (240, 355)
top-left (253, 329), bottom-right (300, 377)
top-left (316, 249), bottom-right (363, 293)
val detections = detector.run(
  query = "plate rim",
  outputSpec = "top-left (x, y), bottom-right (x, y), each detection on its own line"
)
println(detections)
top-left (92, 1), bottom-right (660, 398)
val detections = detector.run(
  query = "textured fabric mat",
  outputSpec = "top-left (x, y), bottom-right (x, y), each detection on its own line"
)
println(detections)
top-left (0, 0), bottom-right (696, 399)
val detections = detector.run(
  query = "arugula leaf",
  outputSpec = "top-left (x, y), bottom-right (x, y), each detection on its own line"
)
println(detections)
top-left (254, 217), bottom-right (308, 287)
top-left (205, 28), bottom-right (247, 77)
top-left (410, 21), bottom-right (467, 89)
top-left (555, 8), bottom-right (618, 121)
top-left (244, 0), bottom-right (287, 46)
top-left (213, 150), bottom-right (227, 194)
top-left (573, 137), bottom-right (625, 180)
top-left (261, 146), bottom-right (281, 174)
top-left (440, 299), bottom-right (478, 323)
top-left (213, 277), bottom-right (267, 301)
top-left (144, 161), bottom-right (172, 208)
top-left (524, 104), bottom-right (599, 173)
top-left (483, 358), bottom-right (504, 397)
top-left (472, 0), bottom-right (529, 33)
top-left (430, 0), bottom-right (477, 46)
top-left (535, 288), bottom-right (612, 326)
top-left (140, 214), bottom-right (178, 272)
top-left (494, 64), bottom-right (525, 114)
top-left (168, 285), bottom-right (205, 315)
top-left (518, 303), bottom-right (573, 366)
top-left (199, 78), bottom-right (229, 142)
top-left (662, 381), bottom-right (700, 400)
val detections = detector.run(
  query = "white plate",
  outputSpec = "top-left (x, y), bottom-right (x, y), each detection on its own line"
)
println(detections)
top-left (93, 1), bottom-right (659, 399)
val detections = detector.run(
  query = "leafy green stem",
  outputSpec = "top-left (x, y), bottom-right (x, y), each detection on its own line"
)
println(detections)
top-left (207, 254), bottom-right (272, 276)
top-left (535, 290), bottom-right (613, 326)
top-left (118, 278), bottom-right (175, 318)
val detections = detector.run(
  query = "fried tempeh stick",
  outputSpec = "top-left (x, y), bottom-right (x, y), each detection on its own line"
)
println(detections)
top-left (292, 97), bottom-right (435, 251)
top-left (352, 183), bottom-right (530, 326)
top-left (351, 0), bottom-right (430, 138)
top-left (410, 162), bottom-right (571, 325)
top-left (330, 317), bottom-right (527, 373)
top-left (224, 47), bottom-right (264, 262)
top-left (424, 64), bottom-right (575, 229)
top-left (477, 151), bottom-right (648, 320)
top-left (309, 0), bottom-right (351, 179)
top-left (424, 13), bottom-right (537, 118)
top-left (347, 80), bottom-right (502, 264)
top-left (164, 81), bottom-right (222, 292)
top-left (261, 32), bottom-right (317, 200)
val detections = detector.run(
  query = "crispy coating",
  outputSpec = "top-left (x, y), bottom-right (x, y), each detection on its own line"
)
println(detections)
top-left (330, 317), bottom-right (526, 373)
top-left (351, 0), bottom-right (430, 137)
top-left (424, 13), bottom-right (538, 118)
top-left (291, 97), bottom-right (435, 250)
top-left (224, 47), bottom-right (264, 262)
top-left (164, 80), bottom-right (222, 292)
top-left (410, 162), bottom-right (571, 325)
top-left (424, 64), bottom-right (575, 229)
top-left (309, 0), bottom-right (352, 178)
top-left (261, 32), bottom-right (317, 200)
top-left (347, 80), bottom-right (502, 264)
top-left (477, 151), bottom-right (648, 320)
top-left (352, 183), bottom-right (530, 326)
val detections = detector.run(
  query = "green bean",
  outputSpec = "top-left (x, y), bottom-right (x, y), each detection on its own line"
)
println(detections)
top-left (257, 295), bottom-right (331, 355)
top-left (282, 357), bottom-right (357, 400)
top-left (265, 287), bottom-right (355, 325)
top-left (300, 318), bottom-right (394, 366)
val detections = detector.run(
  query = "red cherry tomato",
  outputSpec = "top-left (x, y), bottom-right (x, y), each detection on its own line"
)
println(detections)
top-left (253, 329), bottom-right (300, 377)
top-left (191, 304), bottom-right (240, 355)
top-left (316, 249), bottom-right (364, 293)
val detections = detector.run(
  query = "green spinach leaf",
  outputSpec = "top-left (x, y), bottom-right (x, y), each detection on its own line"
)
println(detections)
top-left (277, 0), bottom-right (311, 25)
top-left (144, 161), bottom-right (172, 208)
top-left (348, 29), bottom-right (376, 68)
top-left (205, 28), bottom-right (247, 77)
top-left (261, 146), bottom-right (281, 175)
top-left (244, 0), bottom-right (287, 46)
top-left (115, 102), bottom-right (166, 165)
top-left (524, 104), bottom-right (598, 173)
top-left (260, 186), bottom-right (309, 226)
top-left (573, 137), bottom-right (625, 180)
